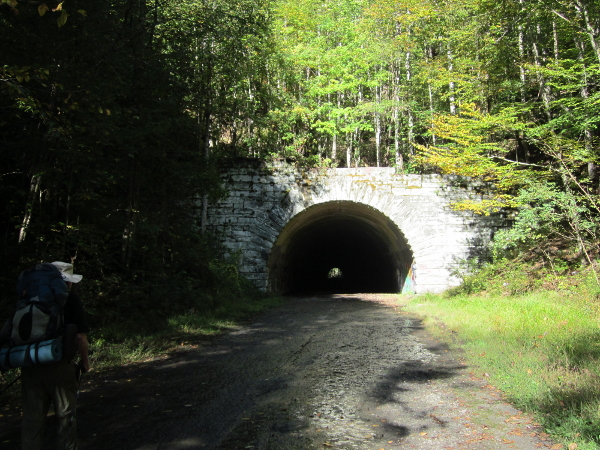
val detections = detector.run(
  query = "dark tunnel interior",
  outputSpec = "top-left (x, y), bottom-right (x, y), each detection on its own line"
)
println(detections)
top-left (267, 201), bottom-right (413, 294)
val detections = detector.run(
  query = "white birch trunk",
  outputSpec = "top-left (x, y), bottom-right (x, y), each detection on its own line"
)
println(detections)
top-left (375, 86), bottom-right (381, 167)
top-left (533, 25), bottom-right (552, 120)
top-left (448, 47), bottom-right (456, 115)
top-left (18, 173), bottom-right (42, 244)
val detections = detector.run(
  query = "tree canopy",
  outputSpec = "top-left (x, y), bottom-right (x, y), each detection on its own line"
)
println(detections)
top-left (0, 0), bottom-right (274, 318)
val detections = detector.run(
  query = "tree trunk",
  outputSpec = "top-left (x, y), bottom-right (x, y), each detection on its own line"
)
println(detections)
top-left (394, 106), bottom-right (400, 169)
top-left (375, 84), bottom-right (381, 168)
top-left (553, 20), bottom-right (560, 62)
top-left (428, 83), bottom-right (436, 145)
top-left (448, 46), bottom-right (456, 115)
top-left (346, 132), bottom-right (352, 168)
top-left (200, 113), bottom-right (211, 236)
top-left (576, 36), bottom-right (598, 193)
top-left (518, 3), bottom-right (527, 104)
top-left (354, 128), bottom-right (360, 167)
top-left (18, 173), bottom-right (42, 244)
top-left (405, 49), bottom-right (414, 157)
top-left (574, 0), bottom-right (600, 64)
top-left (332, 133), bottom-right (337, 162)
top-left (532, 24), bottom-right (552, 121)
top-left (121, 161), bottom-right (139, 271)
top-left (393, 62), bottom-right (401, 168)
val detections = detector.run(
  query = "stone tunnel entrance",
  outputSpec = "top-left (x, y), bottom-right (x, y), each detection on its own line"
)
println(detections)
top-left (267, 201), bottom-right (414, 294)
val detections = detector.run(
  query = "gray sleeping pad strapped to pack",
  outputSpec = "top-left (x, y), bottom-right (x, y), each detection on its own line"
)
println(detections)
top-left (0, 339), bottom-right (63, 371)
top-left (10, 263), bottom-right (69, 347)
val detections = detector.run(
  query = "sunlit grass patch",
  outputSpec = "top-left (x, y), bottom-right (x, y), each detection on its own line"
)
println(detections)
top-left (88, 295), bottom-right (286, 370)
top-left (400, 286), bottom-right (600, 449)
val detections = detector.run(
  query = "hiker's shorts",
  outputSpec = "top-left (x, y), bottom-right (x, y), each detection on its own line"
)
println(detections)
top-left (21, 360), bottom-right (78, 450)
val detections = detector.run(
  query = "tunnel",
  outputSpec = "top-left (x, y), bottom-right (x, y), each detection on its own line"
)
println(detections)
top-left (267, 201), bottom-right (414, 294)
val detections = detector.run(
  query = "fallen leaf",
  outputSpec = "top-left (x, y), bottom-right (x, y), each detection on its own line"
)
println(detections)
top-left (568, 444), bottom-right (578, 450)
top-left (550, 444), bottom-right (563, 449)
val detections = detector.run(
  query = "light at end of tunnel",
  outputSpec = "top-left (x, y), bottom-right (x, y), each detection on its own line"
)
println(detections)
top-left (328, 267), bottom-right (343, 279)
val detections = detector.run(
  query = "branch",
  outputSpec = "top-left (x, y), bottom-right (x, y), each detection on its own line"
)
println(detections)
top-left (549, 8), bottom-right (588, 34)
top-left (550, 9), bottom-right (573, 25)
top-left (489, 155), bottom-right (546, 169)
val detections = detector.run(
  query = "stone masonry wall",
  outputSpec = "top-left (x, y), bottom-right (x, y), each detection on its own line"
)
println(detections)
top-left (206, 160), bottom-right (508, 293)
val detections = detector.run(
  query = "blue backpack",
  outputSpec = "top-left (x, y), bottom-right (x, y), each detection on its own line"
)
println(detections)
top-left (10, 263), bottom-right (69, 346)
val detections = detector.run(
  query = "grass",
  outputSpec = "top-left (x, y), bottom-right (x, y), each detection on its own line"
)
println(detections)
top-left (398, 268), bottom-right (600, 450)
top-left (87, 294), bottom-right (286, 369)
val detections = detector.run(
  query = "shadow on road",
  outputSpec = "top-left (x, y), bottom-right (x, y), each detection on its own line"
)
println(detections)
top-left (1, 295), bottom-right (474, 450)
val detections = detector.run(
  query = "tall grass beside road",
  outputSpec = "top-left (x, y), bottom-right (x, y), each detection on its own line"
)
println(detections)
top-left (87, 294), bottom-right (286, 369)
top-left (399, 270), bottom-right (600, 449)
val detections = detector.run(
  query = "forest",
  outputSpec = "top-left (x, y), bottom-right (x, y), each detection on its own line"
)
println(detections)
top-left (1, 0), bottom-right (600, 318)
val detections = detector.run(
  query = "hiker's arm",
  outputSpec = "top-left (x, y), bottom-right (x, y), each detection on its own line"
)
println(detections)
top-left (76, 333), bottom-right (90, 372)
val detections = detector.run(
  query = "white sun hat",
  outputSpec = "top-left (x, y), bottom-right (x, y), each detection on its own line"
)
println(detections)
top-left (51, 261), bottom-right (83, 283)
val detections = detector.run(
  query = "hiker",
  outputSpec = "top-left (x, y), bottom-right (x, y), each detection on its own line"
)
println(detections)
top-left (5, 262), bottom-right (91, 450)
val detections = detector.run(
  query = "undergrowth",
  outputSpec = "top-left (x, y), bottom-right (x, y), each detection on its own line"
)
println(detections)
top-left (401, 264), bottom-right (600, 450)
top-left (87, 294), bottom-right (285, 369)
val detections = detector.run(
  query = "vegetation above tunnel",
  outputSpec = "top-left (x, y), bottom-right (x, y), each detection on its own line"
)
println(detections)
top-left (1, 0), bottom-right (599, 325)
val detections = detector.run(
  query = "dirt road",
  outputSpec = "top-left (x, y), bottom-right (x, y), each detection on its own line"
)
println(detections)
top-left (1, 294), bottom-right (556, 449)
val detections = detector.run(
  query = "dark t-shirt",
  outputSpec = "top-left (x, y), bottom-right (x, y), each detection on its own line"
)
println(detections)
top-left (64, 292), bottom-right (90, 334)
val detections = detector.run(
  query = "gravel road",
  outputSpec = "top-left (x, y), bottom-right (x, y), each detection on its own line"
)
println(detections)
top-left (1, 294), bottom-right (557, 449)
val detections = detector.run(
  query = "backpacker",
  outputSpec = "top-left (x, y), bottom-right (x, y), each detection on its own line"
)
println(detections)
top-left (10, 263), bottom-right (69, 347)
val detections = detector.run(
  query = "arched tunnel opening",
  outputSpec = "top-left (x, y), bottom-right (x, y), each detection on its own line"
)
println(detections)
top-left (267, 201), bottom-right (414, 295)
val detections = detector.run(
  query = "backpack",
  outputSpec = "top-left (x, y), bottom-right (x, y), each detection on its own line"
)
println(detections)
top-left (10, 263), bottom-right (69, 347)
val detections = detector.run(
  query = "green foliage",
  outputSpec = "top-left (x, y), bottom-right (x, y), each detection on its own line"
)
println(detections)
top-left (448, 257), bottom-right (487, 294)
top-left (0, 0), bottom-right (278, 339)
top-left (493, 182), bottom-right (599, 260)
top-left (416, 103), bottom-right (537, 213)
top-left (446, 251), bottom-right (599, 298)
top-left (267, 0), bottom-right (600, 260)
